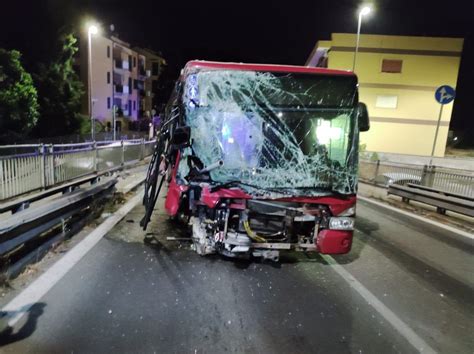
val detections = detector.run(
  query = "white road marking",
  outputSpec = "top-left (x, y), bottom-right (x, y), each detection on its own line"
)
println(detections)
top-left (1, 190), bottom-right (143, 327)
top-left (322, 254), bottom-right (437, 354)
top-left (358, 195), bottom-right (474, 240)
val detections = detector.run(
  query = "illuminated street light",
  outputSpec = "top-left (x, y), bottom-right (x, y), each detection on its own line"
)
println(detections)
top-left (88, 25), bottom-right (99, 35)
top-left (352, 5), bottom-right (372, 72)
top-left (360, 6), bottom-right (371, 16)
top-left (87, 23), bottom-right (100, 140)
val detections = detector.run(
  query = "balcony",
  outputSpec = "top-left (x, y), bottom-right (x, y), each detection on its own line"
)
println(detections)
top-left (113, 73), bottom-right (122, 86)
top-left (134, 79), bottom-right (145, 91)
top-left (114, 59), bottom-right (129, 70)
top-left (114, 85), bottom-right (129, 94)
top-left (113, 46), bottom-right (122, 60)
top-left (115, 84), bottom-right (124, 93)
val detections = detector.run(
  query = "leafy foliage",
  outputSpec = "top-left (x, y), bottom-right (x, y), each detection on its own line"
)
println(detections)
top-left (78, 115), bottom-right (104, 136)
top-left (33, 34), bottom-right (84, 137)
top-left (0, 49), bottom-right (39, 143)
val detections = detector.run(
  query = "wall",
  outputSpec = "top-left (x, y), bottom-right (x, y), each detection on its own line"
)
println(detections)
top-left (309, 33), bottom-right (463, 157)
top-left (90, 36), bottom-right (113, 122)
top-left (82, 34), bottom-right (142, 128)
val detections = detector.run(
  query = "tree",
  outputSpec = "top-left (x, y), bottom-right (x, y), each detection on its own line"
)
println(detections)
top-left (0, 49), bottom-right (39, 144)
top-left (33, 33), bottom-right (85, 138)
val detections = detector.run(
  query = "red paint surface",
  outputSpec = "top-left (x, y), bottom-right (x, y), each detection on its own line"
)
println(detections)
top-left (196, 187), bottom-right (355, 214)
top-left (316, 230), bottom-right (353, 254)
top-left (165, 151), bottom-right (189, 216)
top-left (276, 195), bottom-right (356, 216)
top-left (184, 60), bottom-right (354, 77)
top-left (200, 187), bottom-right (252, 209)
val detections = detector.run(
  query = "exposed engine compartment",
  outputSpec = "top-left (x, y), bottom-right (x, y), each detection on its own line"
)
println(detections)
top-left (177, 181), bottom-right (355, 261)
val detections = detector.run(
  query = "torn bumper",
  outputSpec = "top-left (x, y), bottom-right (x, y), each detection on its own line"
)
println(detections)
top-left (315, 230), bottom-right (353, 254)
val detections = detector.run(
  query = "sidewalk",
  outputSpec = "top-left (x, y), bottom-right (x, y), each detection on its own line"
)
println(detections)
top-left (115, 162), bottom-right (148, 195)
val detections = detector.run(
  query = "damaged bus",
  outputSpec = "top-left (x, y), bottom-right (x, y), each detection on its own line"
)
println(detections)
top-left (141, 61), bottom-right (369, 261)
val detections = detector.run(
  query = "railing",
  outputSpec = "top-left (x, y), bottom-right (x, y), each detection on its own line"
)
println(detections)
top-left (359, 159), bottom-right (474, 198)
top-left (0, 139), bottom-right (156, 201)
top-left (21, 131), bottom-right (151, 145)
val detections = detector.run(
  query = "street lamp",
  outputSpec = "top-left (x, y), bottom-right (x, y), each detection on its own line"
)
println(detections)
top-left (352, 5), bottom-right (371, 72)
top-left (87, 23), bottom-right (99, 141)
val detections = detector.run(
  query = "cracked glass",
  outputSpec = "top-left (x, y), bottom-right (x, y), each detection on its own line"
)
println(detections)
top-left (180, 67), bottom-right (359, 197)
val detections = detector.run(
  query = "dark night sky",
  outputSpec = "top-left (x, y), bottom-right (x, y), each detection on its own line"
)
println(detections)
top-left (1, 0), bottom-right (473, 134)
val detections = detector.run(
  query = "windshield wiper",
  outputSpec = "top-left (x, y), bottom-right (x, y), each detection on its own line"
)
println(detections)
top-left (209, 180), bottom-right (281, 193)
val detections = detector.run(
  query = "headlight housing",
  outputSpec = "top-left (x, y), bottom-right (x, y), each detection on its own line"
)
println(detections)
top-left (338, 206), bottom-right (355, 217)
top-left (329, 217), bottom-right (355, 230)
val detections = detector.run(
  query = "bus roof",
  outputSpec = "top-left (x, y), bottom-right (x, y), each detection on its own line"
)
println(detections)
top-left (183, 60), bottom-right (355, 77)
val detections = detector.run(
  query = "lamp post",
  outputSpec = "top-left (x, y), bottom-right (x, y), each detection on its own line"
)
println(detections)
top-left (87, 24), bottom-right (99, 141)
top-left (352, 6), bottom-right (371, 72)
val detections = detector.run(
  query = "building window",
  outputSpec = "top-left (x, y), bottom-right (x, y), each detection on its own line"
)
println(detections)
top-left (133, 100), bottom-right (136, 111)
top-left (152, 80), bottom-right (159, 92)
top-left (381, 59), bottom-right (403, 73)
top-left (128, 100), bottom-right (132, 116)
top-left (128, 55), bottom-right (132, 72)
top-left (107, 97), bottom-right (111, 109)
top-left (107, 46), bottom-right (110, 58)
top-left (133, 57), bottom-right (136, 67)
top-left (128, 77), bottom-right (132, 92)
top-left (107, 71), bottom-right (110, 84)
top-left (152, 62), bottom-right (159, 76)
top-left (375, 95), bottom-right (398, 109)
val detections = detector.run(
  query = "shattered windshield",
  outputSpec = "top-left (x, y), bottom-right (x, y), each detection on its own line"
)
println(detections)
top-left (182, 69), bottom-right (359, 196)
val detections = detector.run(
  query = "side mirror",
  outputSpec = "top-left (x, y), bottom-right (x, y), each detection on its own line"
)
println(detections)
top-left (358, 102), bottom-right (370, 132)
top-left (171, 126), bottom-right (190, 146)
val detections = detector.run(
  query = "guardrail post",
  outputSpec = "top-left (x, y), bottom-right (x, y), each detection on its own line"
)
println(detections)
top-left (421, 165), bottom-right (428, 186)
top-left (140, 138), bottom-right (145, 161)
top-left (427, 165), bottom-right (436, 188)
top-left (49, 144), bottom-right (55, 186)
top-left (39, 144), bottom-right (46, 189)
top-left (421, 165), bottom-right (435, 187)
top-left (374, 160), bottom-right (380, 181)
top-left (121, 140), bottom-right (125, 166)
top-left (93, 142), bottom-right (98, 172)
top-left (0, 159), bottom-right (3, 200)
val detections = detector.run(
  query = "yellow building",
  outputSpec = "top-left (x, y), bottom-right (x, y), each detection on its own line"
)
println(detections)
top-left (306, 33), bottom-right (464, 157)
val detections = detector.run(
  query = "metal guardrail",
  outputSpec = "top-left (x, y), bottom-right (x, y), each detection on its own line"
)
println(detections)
top-left (0, 177), bottom-right (117, 280)
top-left (0, 139), bottom-right (156, 201)
top-left (388, 183), bottom-right (474, 217)
top-left (359, 160), bottom-right (474, 198)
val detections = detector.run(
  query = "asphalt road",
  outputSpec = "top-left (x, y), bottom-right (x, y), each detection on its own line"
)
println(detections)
top-left (1, 197), bottom-right (473, 353)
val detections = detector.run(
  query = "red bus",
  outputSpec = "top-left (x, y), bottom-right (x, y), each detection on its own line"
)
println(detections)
top-left (141, 60), bottom-right (369, 261)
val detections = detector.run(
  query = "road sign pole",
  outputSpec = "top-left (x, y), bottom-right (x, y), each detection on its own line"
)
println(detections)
top-left (431, 85), bottom-right (455, 166)
top-left (429, 104), bottom-right (444, 166)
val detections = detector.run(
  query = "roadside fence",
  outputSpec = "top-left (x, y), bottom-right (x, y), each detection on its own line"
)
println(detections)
top-left (359, 159), bottom-right (474, 198)
top-left (0, 139), bottom-right (156, 200)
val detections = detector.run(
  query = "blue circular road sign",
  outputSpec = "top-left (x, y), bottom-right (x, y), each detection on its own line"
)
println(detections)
top-left (435, 85), bottom-right (456, 105)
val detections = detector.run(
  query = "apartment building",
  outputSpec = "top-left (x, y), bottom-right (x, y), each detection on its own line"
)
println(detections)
top-left (80, 33), bottom-right (164, 132)
top-left (133, 47), bottom-right (167, 117)
top-left (306, 33), bottom-right (464, 157)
